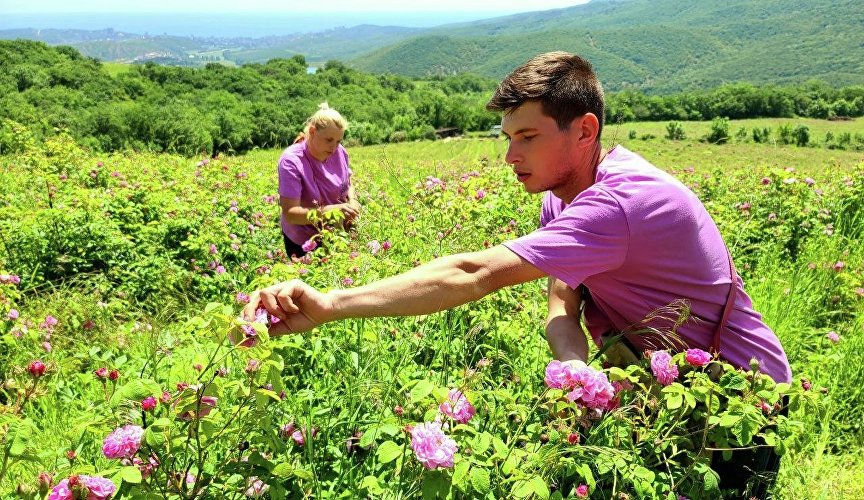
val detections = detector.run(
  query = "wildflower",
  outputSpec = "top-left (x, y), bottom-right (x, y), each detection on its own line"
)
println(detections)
top-left (475, 189), bottom-right (486, 200)
top-left (28, 360), bottom-right (46, 377)
top-left (245, 359), bottom-right (260, 373)
top-left (7, 309), bottom-right (18, 320)
top-left (236, 292), bottom-right (250, 304)
top-left (280, 422), bottom-right (296, 440)
top-left (215, 265), bottom-right (226, 274)
top-left (650, 351), bottom-right (678, 386)
top-left (82, 319), bottom-right (95, 330)
top-left (177, 396), bottom-right (218, 421)
top-left (382, 240), bottom-right (392, 251)
top-left (245, 477), bottom-right (269, 498)
top-left (739, 202), bottom-right (751, 211)
top-left (161, 391), bottom-right (172, 403)
top-left (102, 424), bottom-right (144, 459)
top-left (439, 389), bottom-right (476, 424)
top-left (94, 367), bottom-right (108, 380)
top-left (367, 240), bottom-right (382, 255)
top-left (342, 277), bottom-right (354, 286)
top-left (49, 475), bottom-right (116, 500)
top-left (141, 396), bottom-right (157, 412)
top-left (393, 405), bottom-right (404, 416)
top-left (301, 239), bottom-right (317, 253)
top-left (291, 427), bottom-right (316, 446)
top-left (575, 484), bottom-right (589, 498)
top-left (801, 378), bottom-right (812, 391)
top-left (0, 274), bottom-right (21, 285)
top-left (544, 360), bottom-right (577, 389)
top-left (108, 369), bottom-right (120, 381)
top-left (566, 366), bottom-right (616, 410)
top-left (804, 177), bottom-right (816, 186)
top-left (567, 432), bottom-right (580, 445)
top-left (826, 331), bottom-right (840, 343)
top-left (833, 261), bottom-right (845, 272)
top-left (65, 450), bottom-right (76, 460)
top-left (410, 421), bottom-right (458, 469)
top-left (684, 348), bottom-right (712, 367)
top-left (40, 315), bottom-right (58, 331)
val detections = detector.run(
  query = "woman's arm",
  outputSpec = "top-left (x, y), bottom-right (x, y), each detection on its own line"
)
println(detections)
top-left (279, 196), bottom-right (357, 226)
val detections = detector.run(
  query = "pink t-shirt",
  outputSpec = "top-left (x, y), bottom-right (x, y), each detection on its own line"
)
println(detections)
top-left (503, 146), bottom-right (791, 382)
top-left (277, 141), bottom-right (352, 245)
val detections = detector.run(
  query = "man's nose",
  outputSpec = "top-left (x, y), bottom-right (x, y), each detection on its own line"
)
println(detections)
top-left (504, 142), bottom-right (519, 165)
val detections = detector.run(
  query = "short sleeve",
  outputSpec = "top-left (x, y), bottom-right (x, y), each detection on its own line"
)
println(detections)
top-left (341, 146), bottom-right (352, 178)
top-left (503, 188), bottom-right (629, 289)
top-left (278, 155), bottom-right (303, 199)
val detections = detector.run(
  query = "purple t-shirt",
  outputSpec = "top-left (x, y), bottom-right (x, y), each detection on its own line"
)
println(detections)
top-left (277, 141), bottom-right (352, 245)
top-left (503, 146), bottom-right (791, 382)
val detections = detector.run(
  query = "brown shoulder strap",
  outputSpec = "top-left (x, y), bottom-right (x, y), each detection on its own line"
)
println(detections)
top-left (712, 250), bottom-right (738, 354)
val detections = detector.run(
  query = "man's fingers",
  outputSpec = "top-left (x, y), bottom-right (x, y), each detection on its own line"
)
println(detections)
top-left (259, 287), bottom-right (287, 321)
top-left (242, 291), bottom-right (261, 320)
top-left (275, 286), bottom-right (300, 319)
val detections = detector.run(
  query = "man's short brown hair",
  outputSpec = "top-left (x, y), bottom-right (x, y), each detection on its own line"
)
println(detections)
top-left (486, 51), bottom-right (605, 138)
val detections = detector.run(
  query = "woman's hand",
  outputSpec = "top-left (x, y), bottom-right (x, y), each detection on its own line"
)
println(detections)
top-left (242, 280), bottom-right (333, 335)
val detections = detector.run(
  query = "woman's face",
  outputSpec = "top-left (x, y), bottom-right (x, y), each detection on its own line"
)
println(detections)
top-left (307, 125), bottom-right (345, 162)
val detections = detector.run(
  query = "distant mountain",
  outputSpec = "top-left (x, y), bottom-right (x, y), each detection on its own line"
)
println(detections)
top-left (352, 0), bottom-right (864, 92)
top-left (2, 0), bottom-right (862, 92)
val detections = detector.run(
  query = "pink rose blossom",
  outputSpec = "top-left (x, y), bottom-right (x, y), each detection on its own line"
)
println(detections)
top-left (301, 239), bottom-right (317, 253)
top-left (651, 351), bottom-right (678, 386)
top-left (102, 425), bottom-right (144, 459)
top-left (439, 389), bottom-right (476, 424)
top-left (684, 348), bottom-right (712, 367)
top-left (28, 360), bottom-right (46, 377)
top-left (6, 309), bottom-right (18, 320)
top-left (475, 189), bottom-right (486, 200)
top-left (244, 477), bottom-right (269, 498)
top-left (342, 277), bottom-right (354, 286)
top-left (367, 240), bottom-right (382, 255)
top-left (49, 475), bottom-right (116, 500)
top-left (544, 360), bottom-right (577, 389)
top-left (575, 484), bottom-right (589, 498)
top-left (236, 292), bottom-right (250, 304)
top-left (826, 331), bottom-right (840, 343)
top-left (410, 421), bottom-right (458, 469)
top-left (141, 396), bottom-right (157, 411)
top-left (382, 240), bottom-right (392, 251)
top-left (566, 365), bottom-right (616, 410)
top-left (833, 261), bottom-right (845, 272)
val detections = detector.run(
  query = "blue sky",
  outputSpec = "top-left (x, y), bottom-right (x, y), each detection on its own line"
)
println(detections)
top-left (3, 0), bottom-right (589, 13)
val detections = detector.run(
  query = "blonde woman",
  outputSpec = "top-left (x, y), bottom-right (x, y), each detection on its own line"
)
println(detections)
top-left (277, 103), bottom-right (360, 257)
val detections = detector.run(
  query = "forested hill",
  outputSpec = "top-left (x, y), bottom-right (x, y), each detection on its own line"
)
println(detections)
top-left (351, 0), bottom-right (864, 93)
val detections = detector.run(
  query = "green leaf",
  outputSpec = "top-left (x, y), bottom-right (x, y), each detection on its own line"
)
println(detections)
top-left (472, 432), bottom-right (492, 456)
top-left (360, 475), bottom-right (385, 495)
top-left (377, 440), bottom-right (403, 464)
top-left (272, 463), bottom-right (295, 478)
top-left (470, 467), bottom-right (490, 494)
top-left (512, 479), bottom-right (534, 498)
top-left (109, 379), bottom-right (161, 409)
top-left (120, 466), bottom-right (142, 484)
top-left (719, 372), bottom-right (748, 391)
top-left (422, 471), bottom-right (450, 500)
top-left (410, 380), bottom-right (435, 402)
top-left (452, 461), bottom-right (470, 492)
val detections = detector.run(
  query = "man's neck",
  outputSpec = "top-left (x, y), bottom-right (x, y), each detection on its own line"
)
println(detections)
top-left (554, 145), bottom-right (607, 203)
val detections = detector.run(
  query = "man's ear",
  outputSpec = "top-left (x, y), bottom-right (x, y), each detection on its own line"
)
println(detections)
top-left (571, 113), bottom-right (600, 147)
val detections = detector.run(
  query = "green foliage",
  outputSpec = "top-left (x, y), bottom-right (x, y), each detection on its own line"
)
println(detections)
top-left (704, 117), bottom-right (730, 144)
top-left (665, 121), bottom-right (686, 140)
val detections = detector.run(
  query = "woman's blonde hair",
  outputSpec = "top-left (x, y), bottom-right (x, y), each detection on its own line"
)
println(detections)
top-left (294, 102), bottom-right (348, 143)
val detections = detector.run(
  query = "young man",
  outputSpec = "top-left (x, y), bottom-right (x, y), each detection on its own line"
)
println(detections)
top-left (244, 52), bottom-right (790, 498)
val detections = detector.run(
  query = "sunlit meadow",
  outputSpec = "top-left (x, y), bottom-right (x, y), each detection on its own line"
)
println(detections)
top-left (1, 119), bottom-right (862, 498)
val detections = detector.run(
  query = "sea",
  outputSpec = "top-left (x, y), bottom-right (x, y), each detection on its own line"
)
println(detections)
top-left (0, 11), bottom-right (500, 38)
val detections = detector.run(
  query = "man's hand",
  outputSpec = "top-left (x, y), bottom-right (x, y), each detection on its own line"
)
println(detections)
top-left (242, 280), bottom-right (333, 335)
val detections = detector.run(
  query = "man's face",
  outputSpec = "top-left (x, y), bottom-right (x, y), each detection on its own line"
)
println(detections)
top-left (501, 101), bottom-right (578, 197)
top-left (308, 125), bottom-right (344, 162)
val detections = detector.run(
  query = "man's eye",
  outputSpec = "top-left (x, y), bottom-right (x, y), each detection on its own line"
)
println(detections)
top-left (523, 135), bottom-right (537, 142)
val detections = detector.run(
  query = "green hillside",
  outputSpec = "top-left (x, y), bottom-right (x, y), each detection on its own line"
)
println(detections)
top-left (351, 0), bottom-right (864, 92)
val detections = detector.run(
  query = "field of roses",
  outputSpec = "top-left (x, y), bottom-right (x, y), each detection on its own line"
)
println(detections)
top-left (1, 121), bottom-right (863, 499)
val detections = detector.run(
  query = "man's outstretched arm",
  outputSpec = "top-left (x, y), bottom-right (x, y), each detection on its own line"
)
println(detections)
top-left (244, 245), bottom-right (546, 334)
